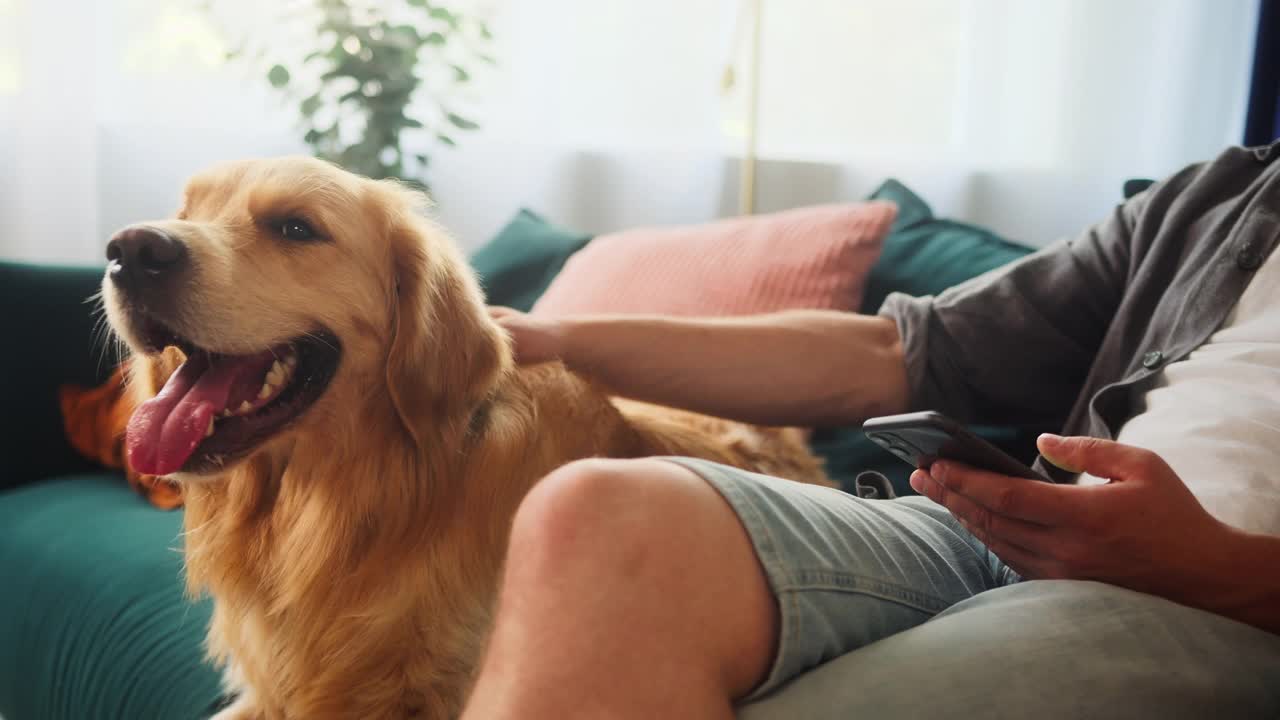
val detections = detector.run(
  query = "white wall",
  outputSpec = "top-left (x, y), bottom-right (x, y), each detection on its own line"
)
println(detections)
top-left (423, 0), bottom-right (1260, 249)
top-left (0, 0), bottom-right (1261, 265)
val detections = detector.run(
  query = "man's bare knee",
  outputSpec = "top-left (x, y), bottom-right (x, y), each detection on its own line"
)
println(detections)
top-left (514, 458), bottom-right (654, 529)
top-left (503, 458), bottom-right (780, 699)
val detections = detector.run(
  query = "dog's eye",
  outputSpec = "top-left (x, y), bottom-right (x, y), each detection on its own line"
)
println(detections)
top-left (280, 218), bottom-right (317, 242)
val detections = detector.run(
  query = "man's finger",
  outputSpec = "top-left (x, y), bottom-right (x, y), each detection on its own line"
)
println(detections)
top-left (1036, 434), bottom-right (1169, 482)
top-left (912, 470), bottom-right (1055, 549)
top-left (973, 531), bottom-right (1065, 581)
top-left (928, 461), bottom-right (1083, 526)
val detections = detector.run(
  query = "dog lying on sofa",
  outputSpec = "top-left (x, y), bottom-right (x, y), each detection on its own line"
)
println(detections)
top-left (101, 156), bottom-right (830, 719)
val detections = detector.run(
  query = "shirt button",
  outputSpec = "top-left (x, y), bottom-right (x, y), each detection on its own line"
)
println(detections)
top-left (1142, 350), bottom-right (1164, 369)
top-left (1237, 248), bottom-right (1263, 270)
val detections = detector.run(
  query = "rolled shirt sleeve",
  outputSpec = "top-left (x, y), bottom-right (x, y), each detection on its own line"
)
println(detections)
top-left (880, 192), bottom-right (1147, 427)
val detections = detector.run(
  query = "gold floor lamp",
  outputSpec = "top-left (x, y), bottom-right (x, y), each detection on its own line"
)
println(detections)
top-left (722, 0), bottom-right (762, 215)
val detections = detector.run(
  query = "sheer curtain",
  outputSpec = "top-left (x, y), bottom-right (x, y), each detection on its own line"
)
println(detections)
top-left (0, 0), bottom-right (1260, 264)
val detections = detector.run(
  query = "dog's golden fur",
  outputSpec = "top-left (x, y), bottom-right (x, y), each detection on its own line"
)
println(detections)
top-left (107, 157), bottom-right (830, 719)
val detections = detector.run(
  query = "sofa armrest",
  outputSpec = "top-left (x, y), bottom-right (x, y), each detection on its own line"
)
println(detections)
top-left (0, 261), bottom-right (116, 492)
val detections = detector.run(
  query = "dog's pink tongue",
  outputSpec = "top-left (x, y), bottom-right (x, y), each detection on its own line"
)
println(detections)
top-left (126, 351), bottom-right (275, 475)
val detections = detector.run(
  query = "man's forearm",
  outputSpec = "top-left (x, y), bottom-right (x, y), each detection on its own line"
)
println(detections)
top-left (1202, 529), bottom-right (1280, 636)
top-left (553, 310), bottom-right (909, 427)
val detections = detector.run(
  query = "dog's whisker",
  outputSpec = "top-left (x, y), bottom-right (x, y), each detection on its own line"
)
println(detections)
top-left (85, 292), bottom-right (119, 377)
top-left (302, 331), bottom-right (339, 353)
top-left (91, 316), bottom-right (118, 378)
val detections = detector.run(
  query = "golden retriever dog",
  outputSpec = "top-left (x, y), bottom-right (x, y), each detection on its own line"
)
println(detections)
top-left (101, 156), bottom-right (831, 719)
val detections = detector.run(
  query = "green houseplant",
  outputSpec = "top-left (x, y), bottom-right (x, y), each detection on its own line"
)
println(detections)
top-left (216, 0), bottom-right (493, 185)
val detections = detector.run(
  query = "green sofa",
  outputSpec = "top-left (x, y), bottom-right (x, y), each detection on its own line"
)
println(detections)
top-left (0, 180), bottom-right (1036, 720)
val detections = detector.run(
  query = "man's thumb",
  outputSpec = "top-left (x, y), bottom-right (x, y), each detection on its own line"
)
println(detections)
top-left (1036, 434), bottom-right (1156, 480)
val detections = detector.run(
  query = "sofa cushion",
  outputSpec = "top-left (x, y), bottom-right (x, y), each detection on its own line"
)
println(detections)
top-left (858, 180), bottom-right (1033, 314)
top-left (0, 474), bottom-right (223, 720)
top-left (0, 262), bottom-right (117, 493)
top-left (530, 202), bottom-right (896, 317)
top-left (470, 209), bottom-right (593, 312)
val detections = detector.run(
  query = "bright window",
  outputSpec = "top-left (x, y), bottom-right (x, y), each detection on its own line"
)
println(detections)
top-left (0, 0), bottom-right (23, 96)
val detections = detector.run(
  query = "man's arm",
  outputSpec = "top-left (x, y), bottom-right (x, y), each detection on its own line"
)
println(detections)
top-left (1216, 530), bottom-right (1280, 635)
top-left (889, 149), bottom-right (1278, 428)
top-left (490, 308), bottom-right (909, 427)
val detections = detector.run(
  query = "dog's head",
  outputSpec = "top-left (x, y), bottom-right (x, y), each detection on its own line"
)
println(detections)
top-left (103, 157), bottom-right (507, 479)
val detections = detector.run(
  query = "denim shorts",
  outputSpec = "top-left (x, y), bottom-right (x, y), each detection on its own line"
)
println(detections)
top-left (660, 458), bottom-right (1280, 717)
top-left (661, 457), bottom-right (1025, 700)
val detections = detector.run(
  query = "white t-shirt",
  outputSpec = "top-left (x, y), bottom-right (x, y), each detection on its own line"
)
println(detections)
top-left (1080, 248), bottom-right (1280, 534)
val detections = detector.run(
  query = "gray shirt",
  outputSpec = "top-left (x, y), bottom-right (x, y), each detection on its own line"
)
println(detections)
top-left (882, 143), bottom-right (1280, 482)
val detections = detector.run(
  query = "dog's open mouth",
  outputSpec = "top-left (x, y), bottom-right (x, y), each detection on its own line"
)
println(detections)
top-left (125, 315), bottom-right (341, 476)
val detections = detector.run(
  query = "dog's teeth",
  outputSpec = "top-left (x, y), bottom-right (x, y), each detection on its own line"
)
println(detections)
top-left (205, 418), bottom-right (215, 437)
top-left (284, 354), bottom-right (297, 370)
top-left (258, 382), bottom-right (273, 399)
top-left (266, 367), bottom-right (284, 386)
top-left (239, 400), bottom-right (253, 413)
top-left (267, 361), bottom-right (285, 385)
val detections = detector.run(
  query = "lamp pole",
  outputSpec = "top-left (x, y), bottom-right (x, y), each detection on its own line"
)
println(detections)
top-left (722, 0), bottom-right (762, 215)
top-left (741, 0), bottom-right (761, 215)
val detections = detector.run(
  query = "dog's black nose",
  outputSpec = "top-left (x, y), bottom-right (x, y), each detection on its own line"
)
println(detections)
top-left (106, 226), bottom-right (188, 291)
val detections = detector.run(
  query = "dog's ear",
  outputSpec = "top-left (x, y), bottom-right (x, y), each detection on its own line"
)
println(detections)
top-left (379, 184), bottom-right (511, 447)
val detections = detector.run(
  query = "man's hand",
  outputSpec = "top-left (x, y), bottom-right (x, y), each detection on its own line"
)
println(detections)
top-left (909, 434), bottom-right (1249, 609)
top-left (489, 307), bottom-right (565, 365)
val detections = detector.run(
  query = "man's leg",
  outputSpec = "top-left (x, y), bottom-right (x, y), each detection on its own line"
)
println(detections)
top-left (461, 457), bottom-right (1010, 719)
top-left (739, 580), bottom-right (1280, 719)
top-left (461, 458), bottom-right (777, 720)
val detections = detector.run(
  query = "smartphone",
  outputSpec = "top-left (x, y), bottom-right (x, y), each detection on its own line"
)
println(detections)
top-left (862, 411), bottom-right (1052, 482)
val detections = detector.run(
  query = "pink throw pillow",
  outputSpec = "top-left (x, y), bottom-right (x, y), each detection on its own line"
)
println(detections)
top-left (530, 201), bottom-right (896, 317)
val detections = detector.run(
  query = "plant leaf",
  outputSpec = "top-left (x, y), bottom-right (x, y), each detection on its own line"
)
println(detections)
top-left (300, 94), bottom-right (322, 117)
top-left (428, 7), bottom-right (458, 27)
top-left (478, 22), bottom-right (493, 40)
top-left (424, 31), bottom-right (446, 45)
top-left (451, 64), bottom-right (470, 82)
top-left (446, 112), bottom-right (479, 130)
top-left (391, 23), bottom-right (421, 41)
top-left (437, 134), bottom-right (457, 146)
top-left (267, 64), bottom-right (291, 88)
